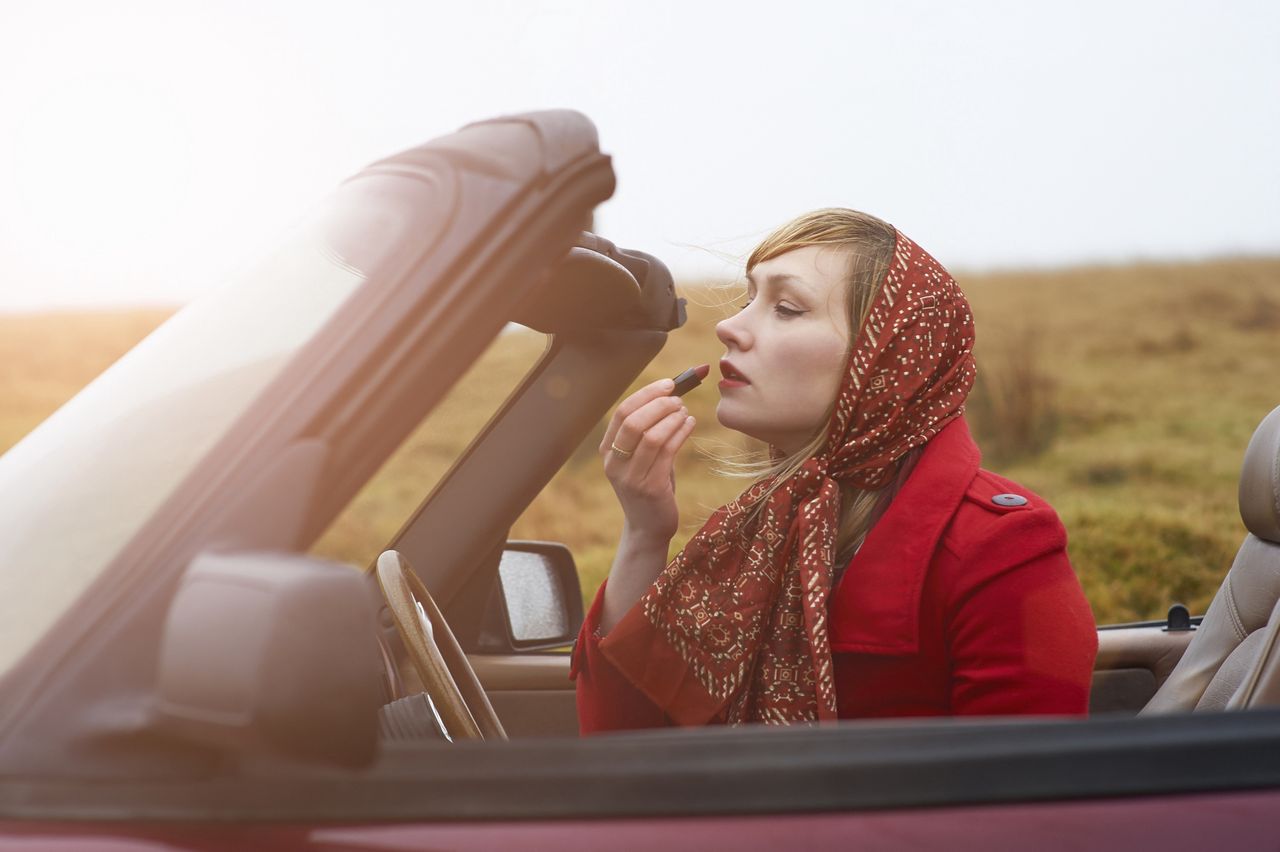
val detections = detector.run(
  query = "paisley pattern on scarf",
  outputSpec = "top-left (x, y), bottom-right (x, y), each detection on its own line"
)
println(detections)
top-left (598, 229), bottom-right (977, 725)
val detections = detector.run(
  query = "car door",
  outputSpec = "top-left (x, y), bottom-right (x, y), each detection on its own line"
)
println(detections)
top-left (1091, 613), bottom-right (1197, 713)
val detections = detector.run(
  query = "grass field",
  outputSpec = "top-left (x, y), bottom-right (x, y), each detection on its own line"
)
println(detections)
top-left (3, 256), bottom-right (1278, 624)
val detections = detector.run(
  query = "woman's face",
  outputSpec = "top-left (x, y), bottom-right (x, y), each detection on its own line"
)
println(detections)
top-left (715, 245), bottom-right (852, 454)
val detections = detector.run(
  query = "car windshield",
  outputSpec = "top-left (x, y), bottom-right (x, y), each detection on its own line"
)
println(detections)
top-left (0, 193), bottom-right (382, 678)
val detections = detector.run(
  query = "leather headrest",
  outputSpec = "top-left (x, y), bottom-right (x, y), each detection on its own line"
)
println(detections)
top-left (1240, 405), bottom-right (1280, 543)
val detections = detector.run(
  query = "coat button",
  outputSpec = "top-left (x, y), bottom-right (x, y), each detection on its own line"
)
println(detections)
top-left (992, 493), bottom-right (1028, 507)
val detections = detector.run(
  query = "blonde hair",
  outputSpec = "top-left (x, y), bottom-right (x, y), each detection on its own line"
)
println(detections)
top-left (726, 208), bottom-right (915, 563)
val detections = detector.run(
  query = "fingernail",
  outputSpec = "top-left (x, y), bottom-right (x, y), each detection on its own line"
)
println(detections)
top-left (661, 379), bottom-right (675, 391)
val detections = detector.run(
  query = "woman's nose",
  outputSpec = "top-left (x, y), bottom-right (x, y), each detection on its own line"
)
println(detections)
top-left (715, 312), bottom-right (751, 350)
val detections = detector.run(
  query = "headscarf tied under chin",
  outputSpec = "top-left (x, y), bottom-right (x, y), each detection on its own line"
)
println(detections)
top-left (598, 229), bottom-right (977, 725)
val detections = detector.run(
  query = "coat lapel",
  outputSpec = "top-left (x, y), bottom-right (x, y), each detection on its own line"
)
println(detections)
top-left (827, 416), bottom-right (980, 654)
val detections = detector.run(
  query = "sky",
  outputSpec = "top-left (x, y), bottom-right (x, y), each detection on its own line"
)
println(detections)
top-left (0, 0), bottom-right (1276, 311)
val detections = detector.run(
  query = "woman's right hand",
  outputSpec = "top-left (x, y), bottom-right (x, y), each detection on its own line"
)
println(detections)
top-left (599, 377), bottom-right (697, 544)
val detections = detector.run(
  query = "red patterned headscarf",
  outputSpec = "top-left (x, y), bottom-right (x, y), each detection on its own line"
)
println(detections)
top-left (599, 229), bottom-right (976, 725)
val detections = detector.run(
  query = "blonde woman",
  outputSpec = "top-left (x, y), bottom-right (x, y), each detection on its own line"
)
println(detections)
top-left (570, 209), bottom-right (1097, 730)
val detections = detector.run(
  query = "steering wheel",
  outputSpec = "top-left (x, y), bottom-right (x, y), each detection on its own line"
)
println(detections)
top-left (375, 550), bottom-right (507, 741)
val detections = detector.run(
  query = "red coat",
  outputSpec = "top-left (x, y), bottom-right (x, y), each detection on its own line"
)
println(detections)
top-left (571, 417), bottom-right (1097, 733)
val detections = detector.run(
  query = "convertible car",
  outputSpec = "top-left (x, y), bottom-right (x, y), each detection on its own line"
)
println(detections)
top-left (1, 111), bottom-right (1278, 850)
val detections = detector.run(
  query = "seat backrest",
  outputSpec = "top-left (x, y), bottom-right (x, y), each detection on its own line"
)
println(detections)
top-left (1141, 404), bottom-right (1280, 714)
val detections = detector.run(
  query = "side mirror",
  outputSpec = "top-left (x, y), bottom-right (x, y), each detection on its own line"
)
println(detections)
top-left (152, 551), bottom-right (383, 767)
top-left (478, 541), bottom-right (584, 652)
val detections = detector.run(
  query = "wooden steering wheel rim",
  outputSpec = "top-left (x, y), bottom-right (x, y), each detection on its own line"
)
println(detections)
top-left (375, 550), bottom-right (507, 741)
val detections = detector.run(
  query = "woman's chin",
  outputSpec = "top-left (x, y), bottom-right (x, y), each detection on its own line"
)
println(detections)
top-left (715, 402), bottom-right (763, 442)
top-left (714, 400), bottom-right (739, 430)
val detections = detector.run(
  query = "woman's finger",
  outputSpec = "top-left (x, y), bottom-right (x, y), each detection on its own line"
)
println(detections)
top-left (600, 377), bottom-right (676, 452)
top-left (622, 407), bottom-right (688, 480)
top-left (644, 414), bottom-right (696, 490)
top-left (612, 396), bottom-right (684, 453)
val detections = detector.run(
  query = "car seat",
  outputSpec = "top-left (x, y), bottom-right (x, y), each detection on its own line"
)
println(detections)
top-left (1141, 404), bottom-right (1280, 713)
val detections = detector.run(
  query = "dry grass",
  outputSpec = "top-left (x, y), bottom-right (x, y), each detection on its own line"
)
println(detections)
top-left (0, 309), bottom-right (174, 450)
top-left (3, 256), bottom-right (1278, 624)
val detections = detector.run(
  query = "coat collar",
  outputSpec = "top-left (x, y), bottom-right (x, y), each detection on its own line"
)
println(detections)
top-left (827, 415), bottom-right (980, 654)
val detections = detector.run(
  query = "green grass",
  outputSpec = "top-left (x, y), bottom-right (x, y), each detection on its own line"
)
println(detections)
top-left (4, 256), bottom-right (1278, 624)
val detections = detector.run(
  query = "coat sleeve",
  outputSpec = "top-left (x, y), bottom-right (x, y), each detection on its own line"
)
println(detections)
top-left (569, 580), bottom-right (672, 734)
top-left (946, 509), bottom-right (1098, 716)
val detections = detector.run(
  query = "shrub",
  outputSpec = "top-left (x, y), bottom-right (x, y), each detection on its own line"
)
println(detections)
top-left (966, 325), bottom-right (1061, 465)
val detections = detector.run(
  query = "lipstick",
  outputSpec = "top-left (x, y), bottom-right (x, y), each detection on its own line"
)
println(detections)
top-left (672, 364), bottom-right (710, 397)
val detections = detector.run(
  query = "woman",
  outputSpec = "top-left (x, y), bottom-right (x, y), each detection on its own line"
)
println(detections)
top-left (570, 209), bottom-right (1097, 731)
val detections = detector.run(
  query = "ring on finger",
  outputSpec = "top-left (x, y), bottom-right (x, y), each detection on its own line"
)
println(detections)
top-left (609, 442), bottom-right (635, 459)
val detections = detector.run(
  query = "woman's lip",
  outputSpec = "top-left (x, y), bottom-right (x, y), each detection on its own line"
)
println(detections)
top-left (718, 378), bottom-right (750, 390)
top-left (719, 359), bottom-right (750, 384)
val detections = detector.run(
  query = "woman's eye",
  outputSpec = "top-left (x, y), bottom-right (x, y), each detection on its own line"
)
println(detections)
top-left (736, 298), bottom-right (803, 318)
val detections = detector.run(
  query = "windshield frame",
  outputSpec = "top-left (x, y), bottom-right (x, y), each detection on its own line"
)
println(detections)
top-left (0, 112), bottom-right (616, 754)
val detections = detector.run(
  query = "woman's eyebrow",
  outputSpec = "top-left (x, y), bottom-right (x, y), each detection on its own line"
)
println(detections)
top-left (746, 272), bottom-right (815, 299)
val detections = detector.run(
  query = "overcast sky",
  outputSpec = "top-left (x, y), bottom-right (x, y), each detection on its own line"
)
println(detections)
top-left (0, 0), bottom-right (1276, 310)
